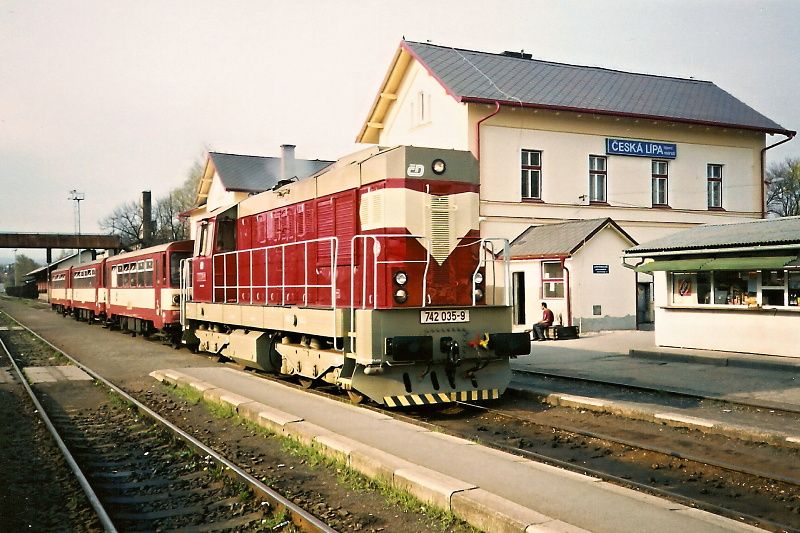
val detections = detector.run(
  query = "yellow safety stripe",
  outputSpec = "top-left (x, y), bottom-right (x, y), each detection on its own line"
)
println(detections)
top-left (383, 389), bottom-right (499, 407)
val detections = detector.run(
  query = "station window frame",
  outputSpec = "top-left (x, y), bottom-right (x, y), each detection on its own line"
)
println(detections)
top-left (707, 164), bottom-right (723, 209)
top-left (589, 155), bottom-right (607, 204)
top-left (521, 149), bottom-right (542, 201)
top-left (541, 261), bottom-right (565, 299)
top-left (651, 160), bottom-right (669, 207)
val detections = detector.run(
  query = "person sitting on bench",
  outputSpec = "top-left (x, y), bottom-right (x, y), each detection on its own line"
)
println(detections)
top-left (532, 302), bottom-right (554, 341)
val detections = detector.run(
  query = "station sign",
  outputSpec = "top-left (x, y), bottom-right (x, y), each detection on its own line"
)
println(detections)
top-left (593, 264), bottom-right (610, 274)
top-left (605, 138), bottom-right (677, 159)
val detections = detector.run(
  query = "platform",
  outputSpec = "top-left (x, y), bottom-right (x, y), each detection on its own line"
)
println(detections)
top-left (512, 329), bottom-right (800, 447)
top-left (151, 366), bottom-right (759, 533)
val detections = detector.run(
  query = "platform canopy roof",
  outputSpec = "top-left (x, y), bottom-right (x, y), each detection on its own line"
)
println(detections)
top-left (627, 216), bottom-right (800, 256)
top-left (358, 40), bottom-right (793, 143)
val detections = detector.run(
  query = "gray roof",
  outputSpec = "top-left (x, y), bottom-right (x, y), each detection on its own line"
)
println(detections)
top-left (405, 41), bottom-right (791, 134)
top-left (627, 217), bottom-right (800, 255)
top-left (509, 218), bottom-right (636, 258)
top-left (209, 152), bottom-right (333, 193)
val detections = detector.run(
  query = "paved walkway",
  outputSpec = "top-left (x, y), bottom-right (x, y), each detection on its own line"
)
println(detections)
top-left (511, 330), bottom-right (800, 445)
top-left (152, 366), bottom-right (758, 533)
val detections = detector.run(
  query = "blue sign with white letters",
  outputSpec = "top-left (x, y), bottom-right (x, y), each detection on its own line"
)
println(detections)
top-left (606, 138), bottom-right (677, 159)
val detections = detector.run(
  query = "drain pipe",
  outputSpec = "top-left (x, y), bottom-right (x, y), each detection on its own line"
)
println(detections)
top-left (475, 101), bottom-right (501, 161)
top-left (560, 257), bottom-right (572, 327)
top-left (760, 132), bottom-right (795, 218)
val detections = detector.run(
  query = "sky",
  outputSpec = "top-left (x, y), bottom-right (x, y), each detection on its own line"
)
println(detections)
top-left (1, 0), bottom-right (799, 264)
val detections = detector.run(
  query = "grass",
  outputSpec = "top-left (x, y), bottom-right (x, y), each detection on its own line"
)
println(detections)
top-left (163, 382), bottom-right (472, 532)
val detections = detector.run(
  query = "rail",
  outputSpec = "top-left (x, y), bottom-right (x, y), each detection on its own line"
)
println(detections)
top-left (1, 311), bottom-right (335, 533)
top-left (0, 333), bottom-right (118, 532)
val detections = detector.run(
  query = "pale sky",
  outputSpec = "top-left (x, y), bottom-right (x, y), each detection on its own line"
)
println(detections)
top-left (1, 0), bottom-right (798, 263)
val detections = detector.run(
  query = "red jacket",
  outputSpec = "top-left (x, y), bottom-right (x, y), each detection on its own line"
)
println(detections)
top-left (540, 308), bottom-right (554, 327)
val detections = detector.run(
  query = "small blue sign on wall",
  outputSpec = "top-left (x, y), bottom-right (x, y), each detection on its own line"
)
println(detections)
top-left (593, 264), bottom-right (610, 274)
top-left (606, 138), bottom-right (677, 159)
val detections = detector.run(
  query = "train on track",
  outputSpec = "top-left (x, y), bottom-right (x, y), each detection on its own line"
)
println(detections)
top-left (48, 146), bottom-right (530, 406)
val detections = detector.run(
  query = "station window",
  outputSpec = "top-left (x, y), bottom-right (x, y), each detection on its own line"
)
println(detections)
top-left (541, 261), bottom-right (564, 298)
top-left (707, 164), bottom-right (723, 208)
top-left (411, 90), bottom-right (431, 126)
top-left (651, 160), bottom-right (668, 206)
top-left (521, 149), bottom-right (542, 200)
top-left (589, 155), bottom-right (607, 203)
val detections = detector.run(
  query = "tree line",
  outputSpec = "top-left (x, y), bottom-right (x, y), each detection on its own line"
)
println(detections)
top-left (766, 157), bottom-right (800, 217)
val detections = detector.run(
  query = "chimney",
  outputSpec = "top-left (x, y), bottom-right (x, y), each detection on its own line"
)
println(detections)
top-left (280, 144), bottom-right (296, 182)
top-left (142, 190), bottom-right (153, 247)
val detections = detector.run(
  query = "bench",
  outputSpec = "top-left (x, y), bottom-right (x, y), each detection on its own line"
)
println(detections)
top-left (524, 325), bottom-right (579, 341)
top-left (524, 326), bottom-right (558, 340)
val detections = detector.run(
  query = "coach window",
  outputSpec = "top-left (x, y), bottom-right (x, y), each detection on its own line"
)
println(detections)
top-left (144, 259), bottom-right (154, 286)
top-left (123, 264), bottom-right (131, 287)
top-left (541, 261), bottom-right (565, 298)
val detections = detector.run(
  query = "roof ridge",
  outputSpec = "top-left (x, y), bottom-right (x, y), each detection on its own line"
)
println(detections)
top-left (405, 40), bottom-right (714, 86)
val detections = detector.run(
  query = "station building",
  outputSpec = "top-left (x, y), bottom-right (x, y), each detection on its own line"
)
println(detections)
top-left (507, 218), bottom-right (638, 332)
top-left (357, 40), bottom-right (794, 332)
top-left (185, 145), bottom-right (333, 239)
top-left (624, 217), bottom-right (800, 358)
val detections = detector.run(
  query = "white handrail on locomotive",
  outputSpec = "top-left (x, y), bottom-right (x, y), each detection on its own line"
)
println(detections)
top-left (470, 238), bottom-right (512, 307)
top-left (349, 234), bottom-right (433, 355)
top-left (180, 237), bottom-right (342, 351)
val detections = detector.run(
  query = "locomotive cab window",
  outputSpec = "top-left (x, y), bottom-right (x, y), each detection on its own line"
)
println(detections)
top-left (215, 217), bottom-right (237, 253)
top-left (170, 252), bottom-right (191, 287)
top-left (196, 221), bottom-right (213, 256)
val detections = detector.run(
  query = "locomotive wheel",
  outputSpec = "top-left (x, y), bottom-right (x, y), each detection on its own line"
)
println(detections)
top-left (298, 377), bottom-right (315, 389)
top-left (347, 390), bottom-right (365, 404)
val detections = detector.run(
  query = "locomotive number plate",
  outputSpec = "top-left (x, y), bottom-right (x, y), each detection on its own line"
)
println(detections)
top-left (420, 309), bottom-right (470, 324)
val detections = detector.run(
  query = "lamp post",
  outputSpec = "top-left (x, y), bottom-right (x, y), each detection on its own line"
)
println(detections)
top-left (69, 190), bottom-right (85, 264)
top-left (12, 248), bottom-right (18, 286)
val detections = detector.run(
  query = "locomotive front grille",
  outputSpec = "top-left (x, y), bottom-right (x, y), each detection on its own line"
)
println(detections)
top-left (429, 195), bottom-right (452, 264)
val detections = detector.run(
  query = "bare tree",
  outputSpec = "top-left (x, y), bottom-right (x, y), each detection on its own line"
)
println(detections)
top-left (99, 199), bottom-right (144, 249)
top-left (766, 157), bottom-right (800, 217)
top-left (100, 159), bottom-right (204, 248)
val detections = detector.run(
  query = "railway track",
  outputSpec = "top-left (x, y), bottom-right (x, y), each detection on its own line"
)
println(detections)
top-left (0, 311), bottom-right (334, 533)
top-left (4, 303), bottom-right (799, 531)
top-left (233, 367), bottom-right (800, 532)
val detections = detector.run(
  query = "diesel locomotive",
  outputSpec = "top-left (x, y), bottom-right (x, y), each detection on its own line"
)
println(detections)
top-left (180, 146), bottom-right (529, 406)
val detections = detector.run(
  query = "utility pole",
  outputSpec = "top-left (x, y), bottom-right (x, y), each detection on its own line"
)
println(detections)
top-left (69, 190), bottom-right (85, 264)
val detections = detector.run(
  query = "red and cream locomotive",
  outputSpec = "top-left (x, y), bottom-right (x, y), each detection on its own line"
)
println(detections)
top-left (181, 146), bottom-right (529, 406)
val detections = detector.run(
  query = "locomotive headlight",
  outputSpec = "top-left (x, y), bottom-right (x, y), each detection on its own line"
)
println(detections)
top-left (394, 271), bottom-right (408, 286)
top-left (172, 294), bottom-right (181, 305)
top-left (473, 271), bottom-right (484, 285)
top-left (474, 288), bottom-right (484, 301)
top-left (432, 159), bottom-right (446, 175)
top-left (394, 289), bottom-right (408, 303)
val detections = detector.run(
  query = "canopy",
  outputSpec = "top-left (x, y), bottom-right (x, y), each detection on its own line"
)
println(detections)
top-left (635, 256), bottom-right (798, 272)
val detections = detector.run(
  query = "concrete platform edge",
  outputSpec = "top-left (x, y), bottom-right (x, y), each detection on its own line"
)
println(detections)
top-left (515, 385), bottom-right (800, 449)
top-left (629, 349), bottom-right (800, 372)
top-left (511, 369), bottom-right (800, 415)
top-left (150, 368), bottom-right (575, 532)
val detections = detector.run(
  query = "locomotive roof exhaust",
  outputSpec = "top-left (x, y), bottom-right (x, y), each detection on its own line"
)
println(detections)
top-left (279, 144), bottom-right (296, 182)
